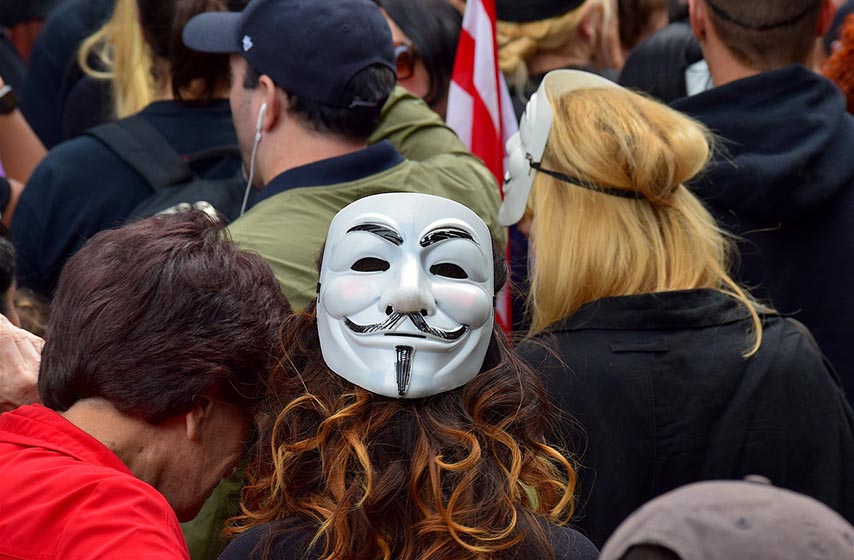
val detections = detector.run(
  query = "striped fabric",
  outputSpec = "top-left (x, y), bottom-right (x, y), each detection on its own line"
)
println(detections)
top-left (447, 0), bottom-right (518, 332)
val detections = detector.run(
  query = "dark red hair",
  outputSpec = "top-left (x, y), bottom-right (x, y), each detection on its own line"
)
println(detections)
top-left (39, 211), bottom-right (290, 423)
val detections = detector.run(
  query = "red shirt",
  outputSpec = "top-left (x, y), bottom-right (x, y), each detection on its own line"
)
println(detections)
top-left (0, 404), bottom-right (190, 559)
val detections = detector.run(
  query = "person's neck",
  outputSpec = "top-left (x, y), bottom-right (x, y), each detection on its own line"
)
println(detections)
top-left (259, 128), bottom-right (368, 185)
top-left (701, 36), bottom-right (806, 88)
top-left (60, 399), bottom-right (167, 485)
top-left (703, 47), bottom-right (760, 87)
top-left (152, 73), bottom-right (231, 103)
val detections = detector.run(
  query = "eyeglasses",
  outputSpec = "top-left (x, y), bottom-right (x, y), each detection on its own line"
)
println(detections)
top-left (394, 42), bottom-right (417, 80)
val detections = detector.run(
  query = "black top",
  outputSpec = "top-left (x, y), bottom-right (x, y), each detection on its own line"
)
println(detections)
top-left (518, 289), bottom-right (854, 548)
top-left (618, 21), bottom-right (702, 103)
top-left (61, 75), bottom-right (113, 140)
top-left (10, 99), bottom-right (237, 298)
top-left (20, 0), bottom-right (114, 147)
top-left (0, 35), bottom-right (25, 92)
top-left (671, 65), bottom-right (854, 403)
top-left (0, 0), bottom-right (60, 26)
top-left (218, 520), bottom-right (599, 560)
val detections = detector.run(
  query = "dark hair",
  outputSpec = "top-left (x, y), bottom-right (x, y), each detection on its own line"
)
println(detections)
top-left (377, 0), bottom-right (462, 109)
top-left (619, 0), bottom-right (670, 51)
top-left (137, 0), bottom-right (248, 101)
top-left (243, 64), bottom-right (396, 141)
top-left (39, 212), bottom-right (290, 424)
top-left (670, 0), bottom-right (689, 22)
top-left (231, 241), bottom-right (579, 560)
top-left (703, 0), bottom-right (824, 70)
top-left (0, 237), bottom-right (15, 316)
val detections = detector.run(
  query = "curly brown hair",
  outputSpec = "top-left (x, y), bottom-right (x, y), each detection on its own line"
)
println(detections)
top-left (231, 300), bottom-right (578, 560)
top-left (823, 14), bottom-right (854, 114)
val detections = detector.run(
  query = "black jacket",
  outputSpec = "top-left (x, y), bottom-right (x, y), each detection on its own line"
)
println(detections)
top-left (10, 100), bottom-right (238, 298)
top-left (671, 65), bottom-right (854, 403)
top-left (218, 520), bottom-right (599, 560)
top-left (20, 0), bottom-right (113, 147)
top-left (618, 21), bottom-right (702, 103)
top-left (518, 289), bottom-right (854, 548)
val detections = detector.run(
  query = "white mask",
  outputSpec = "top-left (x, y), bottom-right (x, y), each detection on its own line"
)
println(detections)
top-left (498, 70), bottom-right (621, 227)
top-left (317, 193), bottom-right (495, 399)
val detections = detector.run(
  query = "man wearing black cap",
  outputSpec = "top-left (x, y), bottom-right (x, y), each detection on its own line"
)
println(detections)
top-left (670, 0), bottom-right (854, 405)
top-left (184, 0), bottom-right (502, 312)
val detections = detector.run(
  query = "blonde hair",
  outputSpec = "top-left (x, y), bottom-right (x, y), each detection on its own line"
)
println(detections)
top-left (497, 0), bottom-right (612, 91)
top-left (525, 86), bottom-right (764, 357)
top-left (77, 0), bottom-right (154, 119)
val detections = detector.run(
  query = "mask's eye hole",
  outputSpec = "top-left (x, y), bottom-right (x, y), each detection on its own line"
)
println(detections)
top-left (430, 263), bottom-right (468, 279)
top-left (351, 257), bottom-right (390, 272)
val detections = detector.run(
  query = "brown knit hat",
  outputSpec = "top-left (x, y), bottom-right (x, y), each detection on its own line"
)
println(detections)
top-left (600, 476), bottom-right (854, 560)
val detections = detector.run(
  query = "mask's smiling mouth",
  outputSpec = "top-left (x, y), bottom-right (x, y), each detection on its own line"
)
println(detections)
top-left (345, 313), bottom-right (468, 341)
top-left (384, 332), bottom-right (427, 339)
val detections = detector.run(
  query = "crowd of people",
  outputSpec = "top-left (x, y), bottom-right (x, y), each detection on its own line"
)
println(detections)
top-left (0, 0), bottom-right (852, 559)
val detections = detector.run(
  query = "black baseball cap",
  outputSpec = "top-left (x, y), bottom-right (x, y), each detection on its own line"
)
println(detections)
top-left (496, 0), bottom-right (585, 23)
top-left (182, 0), bottom-right (396, 110)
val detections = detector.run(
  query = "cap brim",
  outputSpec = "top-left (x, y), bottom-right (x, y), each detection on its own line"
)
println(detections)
top-left (182, 12), bottom-right (242, 53)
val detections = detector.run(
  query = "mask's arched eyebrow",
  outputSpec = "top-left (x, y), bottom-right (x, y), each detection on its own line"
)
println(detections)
top-left (420, 227), bottom-right (476, 247)
top-left (347, 223), bottom-right (404, 246)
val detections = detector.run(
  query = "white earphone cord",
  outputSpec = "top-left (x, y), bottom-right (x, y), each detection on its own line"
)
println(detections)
top-left (240, 104), bottom-right (267, 217)
top-left (239, 133), bottom-right (261, 217)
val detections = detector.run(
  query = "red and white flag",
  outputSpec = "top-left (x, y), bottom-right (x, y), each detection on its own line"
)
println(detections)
top-left (446, 0), bottom-right (518, 332)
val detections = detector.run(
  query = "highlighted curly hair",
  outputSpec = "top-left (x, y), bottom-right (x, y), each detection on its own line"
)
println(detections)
top-left (231, 245), bottom-right (578, 560)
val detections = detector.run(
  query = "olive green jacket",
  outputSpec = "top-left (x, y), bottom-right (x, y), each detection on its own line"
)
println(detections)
top-left (229, 86), bottom-right (503, 311)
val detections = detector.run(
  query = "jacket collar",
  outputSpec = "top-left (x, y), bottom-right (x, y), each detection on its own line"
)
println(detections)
top-left (545, 289), bottom-right (755, 333)
top-left (250, 140), bottom-right (404, 209)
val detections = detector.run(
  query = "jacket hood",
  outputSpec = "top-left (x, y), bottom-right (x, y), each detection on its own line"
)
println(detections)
top-left (671, 65), bottom-right (854, 225)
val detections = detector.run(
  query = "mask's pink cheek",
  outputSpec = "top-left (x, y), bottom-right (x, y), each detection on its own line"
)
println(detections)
top-left (322, 276), bottom-right (384, 318)
top-left (432, 284), bottom-right (493, 327)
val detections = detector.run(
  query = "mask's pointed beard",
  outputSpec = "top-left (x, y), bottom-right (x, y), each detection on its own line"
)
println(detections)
top-left (396, 345), bottom-right (414, 397)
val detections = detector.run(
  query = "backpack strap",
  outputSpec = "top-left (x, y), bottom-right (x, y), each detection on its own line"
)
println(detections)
top-left (87, 115), bottom-right (193, 191)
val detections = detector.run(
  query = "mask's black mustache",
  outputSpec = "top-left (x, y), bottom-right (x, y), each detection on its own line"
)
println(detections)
top-left (345, 312), bottom-right (467, 341)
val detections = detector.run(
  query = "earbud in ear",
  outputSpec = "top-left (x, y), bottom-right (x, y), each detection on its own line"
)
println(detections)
top-left (255, 103), bottom-right (268, 139)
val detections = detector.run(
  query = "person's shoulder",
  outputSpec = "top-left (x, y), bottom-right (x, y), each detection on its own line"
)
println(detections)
top-left (35, 467), bottom-right (187, 557)
top-left (219, 522), bottom-right (316, 560)
top-left (516, 332), bottom-right (562, 366)
top-left (31, 133), bottom-right (123, 181)
top-left (544, 523), bottom-right (599, 560)
top-left (78, 469), bottom-right (173, 514)
top-left (758, 316), bottom-right (844, 387)
top-left (230, 190), bottom-right (333, 242)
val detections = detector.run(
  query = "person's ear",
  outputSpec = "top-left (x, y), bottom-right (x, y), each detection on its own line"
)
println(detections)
top-left (185, 396), bottom-right (215, 442)
top-left (578, 1), bottom-right (624, 70)
top-left (817, 0), bottom-right (837, 37)
top-left (256, 75), bottom-right (282, 133)
top-left (577, 1), bottom-right (602, 43)
top-left (688, 0), bottom-right (707, 42)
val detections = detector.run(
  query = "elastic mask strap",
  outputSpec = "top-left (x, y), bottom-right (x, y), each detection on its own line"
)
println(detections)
top-left (528, 156), bottom-right (648, 201)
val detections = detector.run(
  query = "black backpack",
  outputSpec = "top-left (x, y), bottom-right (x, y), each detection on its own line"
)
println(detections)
top-left (87, 115), bottom-right (247, 223)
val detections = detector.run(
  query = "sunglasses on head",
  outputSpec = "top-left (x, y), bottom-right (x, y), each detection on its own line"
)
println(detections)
top-left (394, 42), bottom-right (417, 80)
